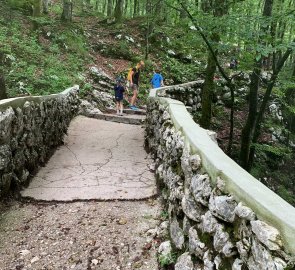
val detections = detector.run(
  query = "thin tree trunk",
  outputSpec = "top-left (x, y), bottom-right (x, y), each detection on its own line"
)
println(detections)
top-left (133, 0), bottom-right (138, 17)
top-left (32, 0), bottom-right (42, 16)
top-left (114, 0), bottom-right (124, 22)
top-left (199, 0), bottom-right (228, 129)
top-left (0, 75), bottom-right (7, 100)
top-left (247, 41), bottom-right (294, 168)
top-left (61, 0), bottom-right (73, 21)
top-left (42, 0), bottom-right (49, 14)
top-left (240, 0), bottom-right (274, 170)
top-left (200, 43), bottom-right (218, 129)
top-left (107, 0), bottom-right (112, 16)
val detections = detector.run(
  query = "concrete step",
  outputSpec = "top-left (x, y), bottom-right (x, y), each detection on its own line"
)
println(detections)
top-left (88, 112), bottom-right (145, 125)
top-left (105, 108), bottom-right (146, 115)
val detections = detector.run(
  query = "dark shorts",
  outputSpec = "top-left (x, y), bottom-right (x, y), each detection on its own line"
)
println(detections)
top-left (115, 96), bottom-right (123, 101)
top-left (131, 84), bottom-right (138, 90)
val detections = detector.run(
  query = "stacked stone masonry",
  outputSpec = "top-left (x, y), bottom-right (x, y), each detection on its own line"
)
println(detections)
top-left (145, 97), bottom-right (295, 270)
top-left (156, 81), bottom-right (203, 113)
top-left (0, 86), bottom-right (80, 197)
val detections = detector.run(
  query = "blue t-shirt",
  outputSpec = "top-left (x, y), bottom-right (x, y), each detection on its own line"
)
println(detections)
top-left (114, 85), bottom-right (125, 100)
top-left (151, 73), bottom-right (163, 88)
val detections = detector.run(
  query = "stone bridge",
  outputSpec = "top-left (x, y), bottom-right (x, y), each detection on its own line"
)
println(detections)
top-left (0, 83), bottom-right (295, 269)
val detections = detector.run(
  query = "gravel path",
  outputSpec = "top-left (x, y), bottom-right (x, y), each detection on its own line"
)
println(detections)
top-left (0, 198), bottom-right (163, 270)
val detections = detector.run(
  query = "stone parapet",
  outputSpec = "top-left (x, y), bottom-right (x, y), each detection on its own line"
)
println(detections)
top-left (146, 85), bottom-right (295, 269)
top-left (0, 86), bottom-right (80, 197)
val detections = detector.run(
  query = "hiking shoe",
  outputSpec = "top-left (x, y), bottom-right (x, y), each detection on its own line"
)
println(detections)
top-left (131, 106), bottom-right (139, 111)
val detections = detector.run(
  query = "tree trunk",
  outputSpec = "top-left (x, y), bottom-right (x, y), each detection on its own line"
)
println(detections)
top-left (200, 43), bottom-right (218, 129)
top-left (0, 75), bottom-right (7, 100)
top-left (199, 0), bottom-right (228, 129)
top-left (240, 63), bottom-right (261, 169)
top-left (248, 46), bottom-right (293, 168)
top-left (61, 0), bottom-right (73, 21)
top-left (239, 0), bottom-right (274, 170)
top-left (114, 0), bottom-right (124, 22)
top-left (107, 0), bottom-right (113, 16)
top-left (32, 0), bottom-right (42, 16)
top-left (133, 0), bottom-right (138, 17)
top-left (42, 0), bottom-right (50, 14)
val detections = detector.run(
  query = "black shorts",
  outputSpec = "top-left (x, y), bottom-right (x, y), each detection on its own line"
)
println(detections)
top-left (115, 96), bottom-right (123, 101)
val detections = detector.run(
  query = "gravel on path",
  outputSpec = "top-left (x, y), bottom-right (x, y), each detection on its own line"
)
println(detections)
top-left (0, 198), bottom-right (163, 270)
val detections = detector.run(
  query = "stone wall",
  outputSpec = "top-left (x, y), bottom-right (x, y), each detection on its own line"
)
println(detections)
top-left (145, 94), bottom-right (295, 269)
top-left (0, 86), bottom-right (80, 197)
top-left (156, 81), bottom-right (203, 113)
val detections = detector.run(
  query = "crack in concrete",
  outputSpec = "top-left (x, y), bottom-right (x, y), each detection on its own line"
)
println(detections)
top-left (65, 145), bottom-right (86, 175)
top-left (22, 118), bottom-right (157, 200)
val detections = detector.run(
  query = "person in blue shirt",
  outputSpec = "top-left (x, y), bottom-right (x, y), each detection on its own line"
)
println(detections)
top-left (151, 69), bottom-right (164, 89)
top-left (114, 77), bottom-right (125, 116)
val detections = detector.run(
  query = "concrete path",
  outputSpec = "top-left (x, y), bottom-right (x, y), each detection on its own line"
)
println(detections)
top-left (21, 116), bottom-right (157, 201)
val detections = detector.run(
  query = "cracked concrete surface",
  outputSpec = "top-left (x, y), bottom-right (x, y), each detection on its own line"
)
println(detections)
top-left (21, 116), bottom-right (157, 201)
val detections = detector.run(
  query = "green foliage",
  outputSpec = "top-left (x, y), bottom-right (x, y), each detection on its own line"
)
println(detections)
top-left (102, 40), bottom-right (133, 60)
top-left (158, 252), bottom-right (177, 267)
top-left (253, 143), bottom-right (292, 159)
top-left (277, 186), bottom-right (295, 205)
top-left (162, 57), bottom-right (200, 84)
top-left (1, 19), bottom-right (88, 97)
top-left (8, 0), bottom-right (32, 12)
top-left (160, 210), bottom-right (169, 220)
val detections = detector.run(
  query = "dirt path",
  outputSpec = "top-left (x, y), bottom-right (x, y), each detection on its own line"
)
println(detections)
top-left (0, 199), bottom-right (162, 269)
top-left (0, 116), bottom-right (162, 270)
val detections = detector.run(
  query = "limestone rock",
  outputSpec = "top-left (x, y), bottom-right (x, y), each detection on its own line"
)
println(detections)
top-left (214, 255), bottom-right (222, 269)
top-left (181, 193), bottom-right (203, 222)
top-left (250, 220), bottom-right (282, 250)
top-left (247, 237), bottom-right (286, 270)
top-left (235, 203), bottom-right (256, 221)
top-left (175, 252), bottom-right (194, 270)
top-left (237, 220), bottom-right (252, 239)
top-left (203, 250), bottom-right (214, 270)
top-left (236, 238), bottom-right (251, 261)
top-left (199, 211), bottom-right (218, 234)
top-left (170, 217), bottom-right (184, 250)
top-left (158, 221), bottom-right (169, 238)
top-left (213, 225), bottom-right (236, 257)
top-left (190, 174), bottom-right (212, 206)
top-left (0, 107), bottom-right (15, 143)
top-left (232, 258), bottom-right (244, 270)
top-left (189, 154), bottom-right (201, 172)
top-left (216, 177), bottom-right (226, 193)
top-left (181, 147), bottom-right (192, 181)
top-left (209, 195), bottom-right (237, 223)
top-left (79, 99), bottom-right (102, 116)
top-left (0, 145), bottom-right (11, 170)
top-left (158, 241), bottom-right (172, 257)
top-left (188, 227), bottom-right (206, 258)
top-left (183, 216), bottom-right (191, 236)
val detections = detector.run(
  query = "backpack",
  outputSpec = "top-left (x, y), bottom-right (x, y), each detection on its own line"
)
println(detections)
top-left (127, 67), bottom-right (136, 81)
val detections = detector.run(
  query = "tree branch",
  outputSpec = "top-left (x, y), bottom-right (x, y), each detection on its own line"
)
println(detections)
top-left (177, 1), bottom-right (232, 84)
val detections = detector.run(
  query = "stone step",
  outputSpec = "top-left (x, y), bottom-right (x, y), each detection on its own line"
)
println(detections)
top-left (88, 112), bottom-right (145, 125)
top-left (105, 108), bottom-right (146, 115)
